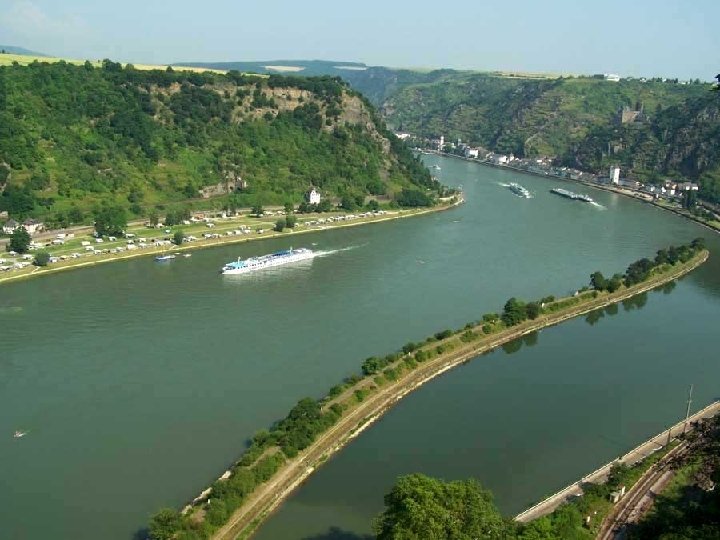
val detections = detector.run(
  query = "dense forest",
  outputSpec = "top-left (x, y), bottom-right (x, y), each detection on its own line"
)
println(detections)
top-left (0, 60), bottom-right (439, 225)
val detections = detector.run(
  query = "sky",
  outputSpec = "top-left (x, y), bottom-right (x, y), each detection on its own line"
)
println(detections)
top-left (0, 0), bottom-right (718, 80)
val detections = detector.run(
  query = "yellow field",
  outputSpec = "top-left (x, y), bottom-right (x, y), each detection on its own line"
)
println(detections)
top-left (0, 52), bottom-right (227, 73)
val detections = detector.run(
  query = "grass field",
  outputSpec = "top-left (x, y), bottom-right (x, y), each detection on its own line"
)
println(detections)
top-left (0, 52), bottom-right (227, 73)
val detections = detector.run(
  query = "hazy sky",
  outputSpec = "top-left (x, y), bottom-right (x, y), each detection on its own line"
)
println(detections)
top-left (1, 0), bottom-right (717, 79)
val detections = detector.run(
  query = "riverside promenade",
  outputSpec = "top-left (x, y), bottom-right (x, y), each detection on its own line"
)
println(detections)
top-left (515, 399), bottom-right (720, 523)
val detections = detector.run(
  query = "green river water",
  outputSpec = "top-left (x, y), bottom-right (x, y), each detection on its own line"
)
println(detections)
top-left (1, 155), bottom-right (718, 540)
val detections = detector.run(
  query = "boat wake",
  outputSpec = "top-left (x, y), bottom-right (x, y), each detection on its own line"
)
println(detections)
top-left (590, 202), bottom-right (606, 210)
top-left (316, 243), bottom-right (366, 257)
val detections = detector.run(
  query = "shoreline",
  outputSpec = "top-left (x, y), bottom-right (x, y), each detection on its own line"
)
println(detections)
top-left (0, 199), bottom-right (462, 287)
top-left (207, 250), bottom-right (708, 540)
top-left (426, 150), bottom-right (720, 235)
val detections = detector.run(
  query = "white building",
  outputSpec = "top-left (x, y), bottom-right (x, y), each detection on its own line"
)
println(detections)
top-left (2, 219), bottom-right (19, 235)
top-left (438, 136), bottom-right (445, 151)
top-left (465, 148), bottom-right (479, 159)
top-left (610, 166), bottom-right (621, 185)
top-left (604, 74), bottom-right (621, 82)
top-left (308, 188), bottom-right (321, 205)
top-left (22, 219), bottom-right (44, 235)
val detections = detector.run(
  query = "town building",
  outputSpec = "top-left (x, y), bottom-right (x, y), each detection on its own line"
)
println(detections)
top-left (307, 187), bottom-right (321, 205)
top-left (604, 73), bottom-right (621, 82)
top-left (22, 219), bottom-right (45, 235)
top-left (2, 218), bottom-right (19, 235)
top-left (610, 166), bottom-right (621, 185)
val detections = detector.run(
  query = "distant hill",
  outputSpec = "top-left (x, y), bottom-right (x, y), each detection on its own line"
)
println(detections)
top-left (193, 60), bottom-right (716, 201)
top-left (0, 60), bottom-right (438, 224)
top-left (174, 59), bottom-right (369, 77)
top-left (0, 45), bottom-right (48, 56)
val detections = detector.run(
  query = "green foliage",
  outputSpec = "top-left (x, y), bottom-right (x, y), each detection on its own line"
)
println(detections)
top-left (148, 508), bottom-right (183, 540)
top-left (173, 230), bottom-right (185, 245)
top-left (0, 61), bottom-right (444, 221)
top-left (274, 397), bottom-right (341, 457)
top-left (374, 474), bottom-right (509, 540)
top-left (502, 297), bottom-right (528, 326)
top-left (402, 342), bottom-right (418, 354)
top-left (33, 250), bottom-right (50, 266)
top-left (434, 329), bottom-right (453, 340)
top-left (0, 184), bottom-right (36, 218)
top-left (274, 218), bottom-right (286, 232)
top-left (395, 188), bottom-right (435, 207)
top-left (285, 214), bottom-right (297, 228)
top-left (526, 302), bottom-right (541, 320)
top-left (94, 204), bottom-right (127, 236)
top-left (8, 226), bottom-right (30, 253)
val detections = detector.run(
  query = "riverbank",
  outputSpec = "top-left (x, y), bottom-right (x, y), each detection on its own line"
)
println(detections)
top-left (0, 198), bottom-right (461, 287)
top-left (152, 248), bottom-right (708, 540)
top-left (516, 400), bottom-right (720, 525)
top-left (426, 150), bottom-right (720, 235)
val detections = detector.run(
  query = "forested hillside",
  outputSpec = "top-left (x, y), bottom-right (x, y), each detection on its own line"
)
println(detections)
top-left (0, 60), bottom-right (437, 224)
top-left (181, 59), bottom-right (719, 201)
top-left (378, 72), bottom-right (720, 201)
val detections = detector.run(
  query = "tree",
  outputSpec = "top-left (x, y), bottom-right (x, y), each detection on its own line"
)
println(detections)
top-left (33, 250), bottom-right (51, 266)
top-left (251, 204), bottom-right (264, 217)
top-left (502, 297), bottom-right (527, 326)
top-left (590, 271), bottom-right (608, 291)
top-left (94, 205), bottom-right (127, 236)
top-left (374, 474), bottom-right (508, 540)
top-left (173, 230), bottom-right (185, 245)
top-left (274, 218), bottom-right (286, 232)
top-left (395, 188), bottom-right (435, 207)
top-left (526, 302), bottom-right (541, 320)
top-left (285, 214), bottom-right (297, 228)
top-left (9, 226), bottom-right (31, 253)
top-left (148, 508), bottom-right (182, 540)
top-left (317, 199), bottom-right (333, 212)
top-left (148, 210), bottom-right (159, 227)
top-left (607, 274), bottom-right (623, 293)
top-left (284, 202), bottom-right (294, 214)
top-left (340, 194), bottom-right (358, 211)
top-left (67, 206), bottom-right (84, 224)
top-left (366, 199), bottom-right (380, 211)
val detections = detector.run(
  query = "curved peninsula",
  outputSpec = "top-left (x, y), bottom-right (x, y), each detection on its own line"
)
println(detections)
top-left (148, 241), bottom-right (709, 540)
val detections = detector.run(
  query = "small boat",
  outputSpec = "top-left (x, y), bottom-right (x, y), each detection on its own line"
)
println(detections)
top-left (183, 254), bottom-right (192, 258)
top-left (155, 254), bottom-right (176, 262)
top-left (432, 165), bottom-right (442, 171)
top-left (508, 182), bottom-right (531, 198)
top-left (13, 430), bottom-right (27, 439)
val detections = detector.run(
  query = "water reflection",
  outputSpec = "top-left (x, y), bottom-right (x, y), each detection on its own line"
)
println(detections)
top-left (622, 292), bottom-right (648, 312)
top-left (301, 528), bottom-right (373, 540)
top-left (659, 280), bottom-right (677, 295)
top-left (501, 331), bottom-right (539, 355)
top-left (584, 291), bottom-right (655, 326)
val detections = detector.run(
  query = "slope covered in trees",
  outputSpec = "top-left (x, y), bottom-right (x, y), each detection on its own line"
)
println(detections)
top-left (181, 60), bottom-right (719, 202)
top-left (0, 60), bottom-right (439, 224)
top-left (378, 73), bottom-right (720, 202)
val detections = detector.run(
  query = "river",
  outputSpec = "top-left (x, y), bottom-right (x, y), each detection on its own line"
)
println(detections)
top-left (1, 155), bottom-right (718, 540)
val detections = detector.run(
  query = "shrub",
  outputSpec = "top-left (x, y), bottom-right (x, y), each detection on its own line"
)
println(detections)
top-left (33, 250), bottom-right (51, 266)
